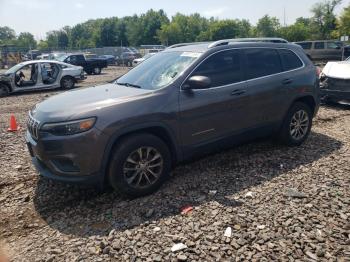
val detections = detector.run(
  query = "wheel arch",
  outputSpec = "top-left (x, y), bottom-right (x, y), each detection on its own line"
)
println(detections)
top-left (101, 123), bottom-right (181, 183)
top-left (0, 81), bottom-right (12, 92)
top-left (292, 95), bottom-right (317, 116)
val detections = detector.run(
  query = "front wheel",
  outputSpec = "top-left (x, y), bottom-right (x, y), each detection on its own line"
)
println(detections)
top-left (93, 67), bottom-right (101, 75)
top-left (108, 133), bottom-right (171, 197)
top-left (60, 76), bottom-right (75, 89)
top-left (277, 102), bottom-right (313, 146)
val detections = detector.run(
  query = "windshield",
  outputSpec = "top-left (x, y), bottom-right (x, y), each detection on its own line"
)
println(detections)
top-left (5, 63), bottom-right (25, 74)
top-left (117, 51), bottom-right (201, 90)
top-left (57, 55), bottom-right (68, 62)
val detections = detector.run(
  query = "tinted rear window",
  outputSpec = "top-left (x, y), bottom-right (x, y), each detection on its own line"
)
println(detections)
top-left (278, 49), bottom-right (303, 71)
top-left (297, 42), bottom-right (312, 50)
top-left (244, 48), bottom-right (282, 80)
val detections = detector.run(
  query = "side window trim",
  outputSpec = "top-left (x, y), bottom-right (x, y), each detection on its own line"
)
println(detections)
top-left (277, 49), bottom-right (304, 72)
top-left (180, 48), bottom-right (246, 91)
top-left (180, 47), bottom-right (305, 91)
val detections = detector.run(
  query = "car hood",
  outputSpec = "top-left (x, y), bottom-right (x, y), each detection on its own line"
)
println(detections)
top-left (32, 84), bottom-right (152, 121)
top-left (322, 61), bottom-right (350, 79)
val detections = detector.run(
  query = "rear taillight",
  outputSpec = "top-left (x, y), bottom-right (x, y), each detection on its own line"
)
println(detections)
top-left (316, 66), bottom-right (321, 77)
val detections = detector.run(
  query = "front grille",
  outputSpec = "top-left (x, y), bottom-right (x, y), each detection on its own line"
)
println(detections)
top-left (27, 113), bottom-right (40, 140)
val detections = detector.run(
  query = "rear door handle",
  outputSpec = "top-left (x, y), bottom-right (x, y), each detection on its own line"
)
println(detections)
top-left (231, 89), bottom-right (246, 96)
top-left (282, 79), bottom-right (293, 85)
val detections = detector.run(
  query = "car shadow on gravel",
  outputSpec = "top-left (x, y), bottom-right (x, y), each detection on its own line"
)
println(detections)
top-left (33, 131), bottom-right (342, 237)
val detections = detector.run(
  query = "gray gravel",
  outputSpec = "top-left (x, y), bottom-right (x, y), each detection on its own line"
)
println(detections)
top-left (0, 67), bottom-right (349, 261)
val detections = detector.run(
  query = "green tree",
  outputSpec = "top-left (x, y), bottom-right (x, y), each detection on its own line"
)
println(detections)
top-left (311, 0), bottom-right (342, 39)
top-left (37, 40), bottom-right (49, 50)
top-left (338, 4), bottom-right (350, 36)
top-left (256, 15), bottom-right (281, 37)
top-left (16, 32), bottom-right (37, 49)
top-left (0, 26), bottom-right (16, 44)
top-left (157, 13), bottom-right (209, 45)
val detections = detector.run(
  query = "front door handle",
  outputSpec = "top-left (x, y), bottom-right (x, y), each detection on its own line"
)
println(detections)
top-left (231, 89), bottom-right (246, 96)
top-left (282, 79), bottom-right (293, 85)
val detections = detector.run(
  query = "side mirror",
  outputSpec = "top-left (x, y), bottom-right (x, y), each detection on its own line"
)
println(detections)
top-left (182, 75), bottom-right (211, 90)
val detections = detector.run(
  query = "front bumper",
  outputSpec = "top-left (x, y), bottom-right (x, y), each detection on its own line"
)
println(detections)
top-left (25, 127), bottom-right (108, 185)
top-left (320, 89), bottom-right (350, 102)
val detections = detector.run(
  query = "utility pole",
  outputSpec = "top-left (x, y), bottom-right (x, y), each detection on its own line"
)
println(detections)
top-left (283, 6), bottom-right (286, 27)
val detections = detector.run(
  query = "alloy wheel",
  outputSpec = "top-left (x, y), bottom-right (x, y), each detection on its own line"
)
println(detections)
top-left (290, 110), bottom-right (309, 140)
top-left (123, 147), bottom-right (163, 189)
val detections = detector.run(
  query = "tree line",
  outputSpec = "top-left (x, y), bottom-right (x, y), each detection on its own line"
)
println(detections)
top-left (1, 0), bottom-right (350, 51)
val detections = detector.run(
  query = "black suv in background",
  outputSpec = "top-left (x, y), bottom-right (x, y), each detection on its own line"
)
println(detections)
top-left (26, 39), bottom-right (320, 197)
top-left (57, 53), bottom-right (108, 75)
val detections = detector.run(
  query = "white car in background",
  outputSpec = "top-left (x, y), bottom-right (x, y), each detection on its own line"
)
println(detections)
top-left (320, 58), bottom-right (350, 103)
top-left (132, 53), bottom-right (156, 67)
top-left (0, 60), bottom-right (86, 97)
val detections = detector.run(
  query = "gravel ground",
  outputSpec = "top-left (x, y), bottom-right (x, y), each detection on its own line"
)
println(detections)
top-left (0, 66), bottom-right (349, 261)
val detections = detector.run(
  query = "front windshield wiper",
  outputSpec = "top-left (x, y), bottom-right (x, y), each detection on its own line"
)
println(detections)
top-left (116, 82), bottom-right (142, 89)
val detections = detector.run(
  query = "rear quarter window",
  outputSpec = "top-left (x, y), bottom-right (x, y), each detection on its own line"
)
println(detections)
top-left (244, 48), bottom-right (282, 80)
top-left (278, 49), bottom-right (303, 71)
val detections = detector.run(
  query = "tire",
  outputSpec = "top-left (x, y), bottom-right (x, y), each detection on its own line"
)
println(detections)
top-left (60, 76), bottom-right (75, 89)
top-left (0, 83), bottom-right (9, 97)
top-left (277, 102), bottom-right (313, 146)
top-left (108, 133), bottom-right (172, 197)
top-left (93, 67), bottom-right (101, 75)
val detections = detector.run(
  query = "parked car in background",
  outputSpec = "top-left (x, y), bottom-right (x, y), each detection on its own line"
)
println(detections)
top-left (26, 40), bottom-right (319, 197)
top-left (48, 53), bottom-right (66, 60)
top-left (57, 53), bottom-right (108, 75)
top-left (26, 50), bottom-right (42, 60)
top-left (132, 53), bottom-right (155, 67)
top-left (294, 40), bottom-right (344, 61)
top-left (320, 58), bottom-right (350, 103)
top-left (99, 55), bottom-right (116, 65)
top-left (0, 60), bottom-right (85, 97)
top-left (37, 54), bottom-right (50, 60)
top-left (116, 52), bottom-right (136, 66)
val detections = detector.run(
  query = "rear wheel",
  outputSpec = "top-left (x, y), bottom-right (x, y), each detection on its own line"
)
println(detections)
top-left (108, 133), bottom-right (171, 197)
top-left (93, 67), bottom-right (101, 75)
top-left (0, 83), bottom-right (9, 97)
top-left (60, 76), bottom-right (75, 89)
top-left (278, 102), bottom-right (312, 146)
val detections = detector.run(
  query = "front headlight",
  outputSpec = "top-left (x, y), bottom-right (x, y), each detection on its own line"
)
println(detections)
top-left (41, 117), bottom-right (96, 136)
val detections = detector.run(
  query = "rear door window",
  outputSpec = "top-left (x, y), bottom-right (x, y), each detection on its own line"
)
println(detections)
top-left (192, 49), bottom-right (242, 88)
top-left (243, 48), bottom-right (282, 80)
top-left (314, 42), bottom-right (325, 49)
top-left (278, 49), bottom-right (303, 71)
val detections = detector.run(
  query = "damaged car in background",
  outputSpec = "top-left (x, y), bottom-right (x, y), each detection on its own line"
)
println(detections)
top-left (320, 58), bottom-right (350, 103)
top-left (0, 60), bottom-right (86, 97)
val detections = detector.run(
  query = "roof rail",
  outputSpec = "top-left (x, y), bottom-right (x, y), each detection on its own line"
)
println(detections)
top-left (208, 38), bottom-right (289, 49)
top-left (167, 42), bottom-right (210, 49)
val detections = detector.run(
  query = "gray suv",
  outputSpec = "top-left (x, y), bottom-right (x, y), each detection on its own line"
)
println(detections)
top-left (26, 40), bottom-right (320, 197)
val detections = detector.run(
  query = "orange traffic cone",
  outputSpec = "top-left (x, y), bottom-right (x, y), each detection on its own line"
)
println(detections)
top-left (7, 115), bottom-right (20, 132)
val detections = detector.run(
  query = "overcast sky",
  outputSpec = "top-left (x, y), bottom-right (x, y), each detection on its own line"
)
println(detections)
top-left (0, 0), bottom-right (349, 40)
